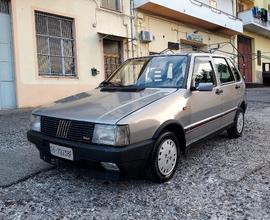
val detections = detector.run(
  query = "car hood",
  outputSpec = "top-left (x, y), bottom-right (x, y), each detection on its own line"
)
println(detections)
top-left (33, 88), bottom-right (177, 124)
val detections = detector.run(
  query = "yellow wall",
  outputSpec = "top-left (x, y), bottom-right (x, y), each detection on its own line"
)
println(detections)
top-left (11, 0), bottom-right (132, 108)
top-left (238, 0), bottom-right (270, 83)
top-left (135, 13), bottom-right (235, 58)
top-left (254, 0), bottom-right (268, 8)
top-left (241, 31), bottom-right (270, 83)
top-left (239, 0), bottom-right (268, 11)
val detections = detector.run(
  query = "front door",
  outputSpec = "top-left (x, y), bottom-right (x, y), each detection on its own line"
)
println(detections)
top-left (238, 35), bottom-right (252, 82)
top-left (0, 0), bottom-right (16, 109)
top-left (186, 56), bottom-right (222, 144)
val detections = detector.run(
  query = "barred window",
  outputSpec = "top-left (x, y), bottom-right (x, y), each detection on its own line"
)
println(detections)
top-left (0, 0), bottom-right (9, 14)
top-left (35, 12), bottom-right (76, 77)
top-left (101, 0), bottom-right (120, 11)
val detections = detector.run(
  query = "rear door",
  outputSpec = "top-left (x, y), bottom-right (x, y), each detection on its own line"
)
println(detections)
top-left (212, 57), bottom-right (238, 127)
top-left (227, 58), bottom-right (245, 101)
top-left (186, 56), bottom-right (222, 144)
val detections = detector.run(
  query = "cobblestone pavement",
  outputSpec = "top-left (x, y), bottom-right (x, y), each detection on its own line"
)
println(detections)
top-left (0, 108), bottom-right (32, 152)
top-left (0, 89), bottom-right (269, 219)
top-left (0, 109), bottom-right (52, 187)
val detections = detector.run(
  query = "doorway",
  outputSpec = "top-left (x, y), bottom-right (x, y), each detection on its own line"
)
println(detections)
top-left (237, 35), bottom-right (253, 82)
top-left (0, 0), bottom-right (16, 109)
top-left (103, 39), bottom-right (122, 79)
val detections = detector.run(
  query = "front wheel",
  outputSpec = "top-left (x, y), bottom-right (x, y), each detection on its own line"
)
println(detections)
top-left (227, 108), bottom-right (245, 139)
top-left (144, 131), bottom-right (180, 183)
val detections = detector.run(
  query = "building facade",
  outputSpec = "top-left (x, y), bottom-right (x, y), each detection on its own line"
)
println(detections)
top-left (0, 0), bottom-right (244, 109)
top-left (0, 0), bottom-right (133, 109)
top-left (134, 0), bottom-right (242, 58)
top-left (238, 0), bottom-right (270, 84)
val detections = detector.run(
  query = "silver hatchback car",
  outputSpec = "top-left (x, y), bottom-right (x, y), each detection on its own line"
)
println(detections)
top-left (27, 53), bottom-right (247, 182)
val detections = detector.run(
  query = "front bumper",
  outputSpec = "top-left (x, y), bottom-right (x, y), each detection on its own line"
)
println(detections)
top-left (27, 131), bottom-right (153, 175)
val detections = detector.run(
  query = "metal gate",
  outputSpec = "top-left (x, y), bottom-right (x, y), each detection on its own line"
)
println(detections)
top-left (104, 54), bottom-right (121, 79)
top-left (0, 0), bottom-right (16, 109)
top-left (103, 39), bottom-right (122, 79)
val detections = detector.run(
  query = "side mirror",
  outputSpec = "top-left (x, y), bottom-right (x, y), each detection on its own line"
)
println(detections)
top-left (197, 82), bottom-right (214, 92)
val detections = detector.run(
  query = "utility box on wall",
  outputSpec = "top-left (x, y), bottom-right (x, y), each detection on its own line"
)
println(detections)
top-left (140, 31), bottom-right (155, 43)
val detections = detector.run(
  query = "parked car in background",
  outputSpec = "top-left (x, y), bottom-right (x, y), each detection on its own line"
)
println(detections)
top-left (27, 53), bottom-right (247, 182)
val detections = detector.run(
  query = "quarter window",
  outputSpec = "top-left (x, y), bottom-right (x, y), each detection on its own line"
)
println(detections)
top-left (35, 12), bottom-right (76, 77)
top-left (213, 57), bottom-right (235, 84)
top-left (101, 0), bottom-right (120, 11)
top-left (192, 57), bottom-right (216, 87)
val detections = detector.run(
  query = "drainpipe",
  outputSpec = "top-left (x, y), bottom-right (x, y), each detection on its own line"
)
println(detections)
top-left (130, 0), bottom-right (135, 58)
top-left (232, 0), bottom-right (236, 61)
top-left (90, 0), bottom-right (100, 28)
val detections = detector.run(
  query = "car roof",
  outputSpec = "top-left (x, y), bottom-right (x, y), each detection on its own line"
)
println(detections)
top-left (128, 53), bottom-right (230, 60)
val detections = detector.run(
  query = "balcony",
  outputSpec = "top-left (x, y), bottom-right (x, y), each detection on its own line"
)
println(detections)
top-left (238, 9), bottom-right (270, 37)
top-left (134, 0), bottom-right (243, 35)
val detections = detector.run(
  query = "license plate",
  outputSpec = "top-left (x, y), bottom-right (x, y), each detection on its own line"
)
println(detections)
top-left (50, 144), bottom-right (74, 161)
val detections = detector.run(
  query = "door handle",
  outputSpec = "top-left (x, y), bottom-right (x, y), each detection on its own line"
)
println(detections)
top-left (235, 85), bottom-right (241, 89)
top-left (215, 89), bottom-right (223, 95)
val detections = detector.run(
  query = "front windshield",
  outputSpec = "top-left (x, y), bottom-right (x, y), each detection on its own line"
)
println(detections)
top-left (107, 56), bottom-right (188, 88)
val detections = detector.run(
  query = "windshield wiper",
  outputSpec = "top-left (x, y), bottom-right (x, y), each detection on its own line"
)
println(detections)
top-left (99, 81), bottom-right (123, 87)
top-left (100, 85), bottom-right (145, 92)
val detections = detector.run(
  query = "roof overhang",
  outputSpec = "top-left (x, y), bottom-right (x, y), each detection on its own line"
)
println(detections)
top-left (135, 0), bottom-right (243, 36)
top-left (98, 32), bottom-right (130, 41)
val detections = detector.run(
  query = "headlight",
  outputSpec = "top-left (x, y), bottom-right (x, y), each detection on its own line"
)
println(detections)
top-left (92, 124), bottom-right (130, 146)
top-left (30, 115), bottom-right (41, 132)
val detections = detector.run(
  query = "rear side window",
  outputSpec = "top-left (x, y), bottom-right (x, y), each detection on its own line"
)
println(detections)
top-left (192, 57), bottom-right (216, 87)
top-left (227, 59), bottom-right (241, 82)
top-left (213, 57), bottom-right (235, 84)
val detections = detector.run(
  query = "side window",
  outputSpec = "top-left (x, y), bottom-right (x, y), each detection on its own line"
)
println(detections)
top-left (227, 59), bottom-right (242, 82)
top-left (213, 57), bottom-right (235, 84)
top-left (192, 57), bottom-right (216, 87)
top-left (101, 0), bottom-right (120, 11)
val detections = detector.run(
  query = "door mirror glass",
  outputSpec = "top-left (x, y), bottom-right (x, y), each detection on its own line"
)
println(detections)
top-left (197, 82), bottom-right (214, 91)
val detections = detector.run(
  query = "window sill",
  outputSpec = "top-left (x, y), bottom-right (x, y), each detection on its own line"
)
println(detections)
top-left (99, 7), bottom-right (122, 15)
top-left (38, 75), bottom-right (79, 80)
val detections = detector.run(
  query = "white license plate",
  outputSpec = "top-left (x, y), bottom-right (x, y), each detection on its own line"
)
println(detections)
top-left (50, 144), bottom-right (74, 161)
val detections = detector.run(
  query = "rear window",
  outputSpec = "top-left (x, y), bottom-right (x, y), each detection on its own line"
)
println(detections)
top-left (213, 57), bottom-right (235, 84)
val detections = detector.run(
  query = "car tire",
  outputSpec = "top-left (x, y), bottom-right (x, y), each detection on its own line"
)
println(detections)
top-left (227, 108), bottom-right (245, 139)
top-left (144, 131), bottom-right (180, 183)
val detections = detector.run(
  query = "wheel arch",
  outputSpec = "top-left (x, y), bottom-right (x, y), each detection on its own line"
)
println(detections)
top-left (153, 120), bottom-right (186, 154)
top-left (239, 101), bottom-right (247, 113)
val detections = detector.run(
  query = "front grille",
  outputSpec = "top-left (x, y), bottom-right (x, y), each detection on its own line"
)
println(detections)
top-left (41, 116), bottom-right (94, 143)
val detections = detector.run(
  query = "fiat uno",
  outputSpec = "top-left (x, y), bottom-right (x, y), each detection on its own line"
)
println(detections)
top-left (27, 53), bottom-right (247, 182)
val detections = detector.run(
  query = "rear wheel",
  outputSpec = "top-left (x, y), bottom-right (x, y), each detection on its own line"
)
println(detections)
top-left (227, 108), bottom-right (245, 138)
top-left (145, 131), bottom-right (179, 182)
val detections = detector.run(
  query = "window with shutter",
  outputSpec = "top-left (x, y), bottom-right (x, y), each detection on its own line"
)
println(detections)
top-left (101, 0), bottom-right (120, 11)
